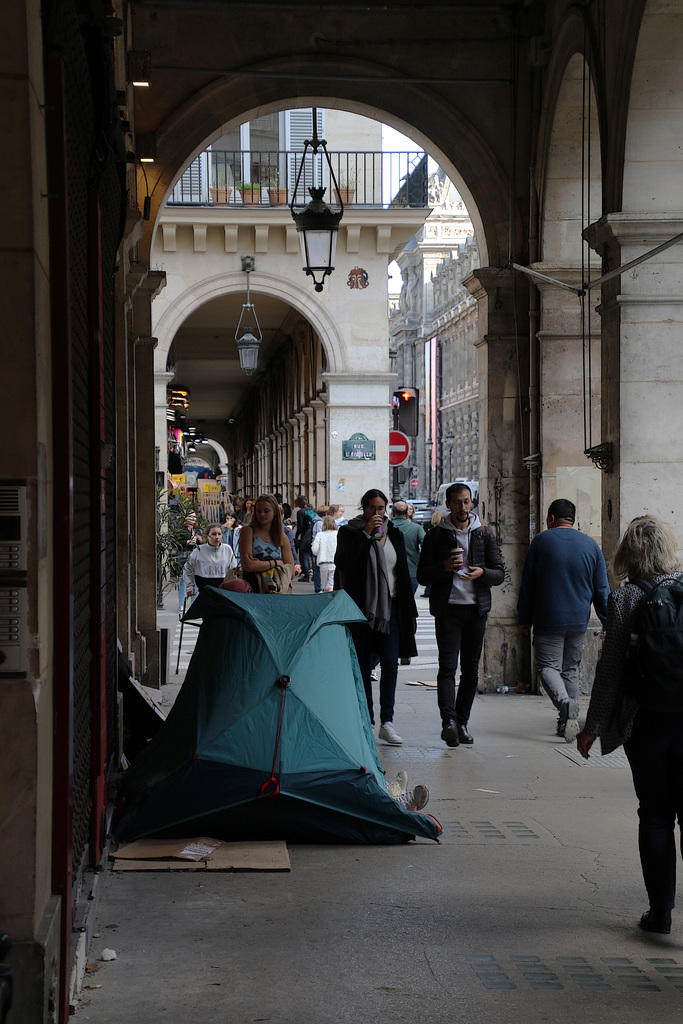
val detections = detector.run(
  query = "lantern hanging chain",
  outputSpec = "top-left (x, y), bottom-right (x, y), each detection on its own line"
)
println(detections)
top-left (509, 10), bottom-right (526, 462)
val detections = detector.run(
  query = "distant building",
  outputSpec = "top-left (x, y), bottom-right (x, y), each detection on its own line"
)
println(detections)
top-left (389, 172), bottom-right (479, 500)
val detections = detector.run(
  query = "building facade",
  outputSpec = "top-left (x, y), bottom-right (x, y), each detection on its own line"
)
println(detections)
top-left (4, 2), bottom-right (683, 1020)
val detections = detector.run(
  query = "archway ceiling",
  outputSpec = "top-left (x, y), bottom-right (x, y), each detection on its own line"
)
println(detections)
top-left (169, 291), bottom-right (296, 425)
top-left (131, 0), bottom-right (537, 266)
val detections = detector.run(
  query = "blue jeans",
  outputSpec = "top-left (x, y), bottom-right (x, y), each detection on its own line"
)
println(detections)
top-left (313, 556), bottom-right (322, 593)
top-left (350, 603), bottom-right (401, 725)
top-left (625, 708), bottom-right (683, 911)
top-left (434, 604), bottom-right (488, 726)
top-left (533, 632), bottom-right (585, 709)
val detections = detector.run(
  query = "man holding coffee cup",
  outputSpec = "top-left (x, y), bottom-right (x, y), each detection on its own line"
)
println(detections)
top-left (417, 483), bottom-right (505, 746)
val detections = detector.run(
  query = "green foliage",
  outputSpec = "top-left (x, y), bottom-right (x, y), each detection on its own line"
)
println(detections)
top-left (155, 490), bottom-right (211, 607)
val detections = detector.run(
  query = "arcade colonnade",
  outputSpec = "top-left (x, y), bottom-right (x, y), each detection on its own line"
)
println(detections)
top-left (4, 2), bottom-right (683, 1022)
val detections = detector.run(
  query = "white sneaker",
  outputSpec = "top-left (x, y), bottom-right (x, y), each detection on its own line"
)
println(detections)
top-left (378, 722), bottom-right (403, 745)
top-left (387, 770), bottom-right (408, 798)
top-left (398, 784), bottom-right (429, 812)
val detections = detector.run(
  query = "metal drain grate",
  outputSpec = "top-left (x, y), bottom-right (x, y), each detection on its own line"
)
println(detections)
top-left (379, 746), bottom-right (453, 760)
top-left (466, 953), bottom-right (683, 993)
top-left (441, 820), bottom-right (540, 840)
top-left (556, 745), bottom-right (630, 768)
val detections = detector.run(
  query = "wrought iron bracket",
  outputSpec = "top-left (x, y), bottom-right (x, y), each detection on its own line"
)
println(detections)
top-left (584, 442), bottom-right (614, 473)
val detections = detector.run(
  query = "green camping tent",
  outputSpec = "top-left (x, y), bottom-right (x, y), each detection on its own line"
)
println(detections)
top-left (115, 588), bottom-right (442, 844)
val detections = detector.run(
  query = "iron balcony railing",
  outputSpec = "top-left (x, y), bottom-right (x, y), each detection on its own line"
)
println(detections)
top-left (167, 150), bottom-right (428, 208)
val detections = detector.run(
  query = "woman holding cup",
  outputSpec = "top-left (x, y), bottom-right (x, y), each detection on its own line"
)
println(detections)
top-left (334, 488), bottom-right (418, 743)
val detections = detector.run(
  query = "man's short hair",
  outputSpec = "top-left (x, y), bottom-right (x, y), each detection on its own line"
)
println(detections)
top-left (445, 483), bottom-right (472, 502)
top-left (548, 498), bottom-right (575, 523)
top-left (392, 501), bottom-right (408, 516)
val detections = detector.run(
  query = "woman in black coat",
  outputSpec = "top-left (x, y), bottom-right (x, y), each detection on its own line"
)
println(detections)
top-left (334, 488), bottom-right (417, 744)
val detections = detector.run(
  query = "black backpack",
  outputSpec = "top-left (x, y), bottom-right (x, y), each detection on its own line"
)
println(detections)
top-left (623, 575), bottom-right (683, 712)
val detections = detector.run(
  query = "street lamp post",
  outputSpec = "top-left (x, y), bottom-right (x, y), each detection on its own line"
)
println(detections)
top-left (445, 432), bottom-right (454, 481)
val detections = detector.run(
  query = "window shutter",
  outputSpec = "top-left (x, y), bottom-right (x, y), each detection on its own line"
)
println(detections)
top-left (286, 108), bottom-right (326, 203)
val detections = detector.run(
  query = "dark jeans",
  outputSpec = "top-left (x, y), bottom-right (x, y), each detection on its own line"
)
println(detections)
top-left (434, 604), bottom-right (488, 726)
top-left (350, 603), bottom-right (401, 725)
top-left (624, 708), bottom-right (683, 911)
top-left (298, 540), bottom-right (313, 578)
top-left (313, 555), bottom-right (322, 593)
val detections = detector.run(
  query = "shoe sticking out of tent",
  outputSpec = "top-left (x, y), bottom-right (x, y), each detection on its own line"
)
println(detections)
top-left (115, 588), bottom-right (442, 845)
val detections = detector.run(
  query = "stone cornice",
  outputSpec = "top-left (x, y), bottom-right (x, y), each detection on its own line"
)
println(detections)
top-left (585, 214), bottom-right (683, 255)
top-left (156, 206), bottom-right (430, 257)
top-left (321, 371), bottom-right (397, 387)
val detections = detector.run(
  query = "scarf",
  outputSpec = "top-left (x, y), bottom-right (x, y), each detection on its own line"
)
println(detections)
top-left (346, 516), bottom-right (392, 633)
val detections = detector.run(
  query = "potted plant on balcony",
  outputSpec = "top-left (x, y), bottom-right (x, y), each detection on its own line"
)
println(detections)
top-left (334, 170), bottom-right (356, 205)
top-left (238, 182), bottom-right (263, 205)
top-left (267, 170), bottom-right (288, 206)
top-left (210, 185), bottom-right (232, 204)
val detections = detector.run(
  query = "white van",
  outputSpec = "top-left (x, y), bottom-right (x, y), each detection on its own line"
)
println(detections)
top-left (436, 480), bottom-right (479, 515)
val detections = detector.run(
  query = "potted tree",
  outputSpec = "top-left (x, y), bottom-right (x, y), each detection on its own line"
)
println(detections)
top-left (267, 169), bottom-right (288, 206)
top-left (334, 170), bottom-right (356, 205)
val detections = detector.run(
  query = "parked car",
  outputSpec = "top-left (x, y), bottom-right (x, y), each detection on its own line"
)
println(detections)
top-left (403, 499), bottom-right (435, 530)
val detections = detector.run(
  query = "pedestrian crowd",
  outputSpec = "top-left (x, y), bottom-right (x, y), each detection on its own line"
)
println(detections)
top-left (172, 481), bottom-right (683, 934)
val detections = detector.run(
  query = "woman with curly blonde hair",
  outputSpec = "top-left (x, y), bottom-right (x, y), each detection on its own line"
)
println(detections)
top-left (577, 516), bottom-right (682, 934)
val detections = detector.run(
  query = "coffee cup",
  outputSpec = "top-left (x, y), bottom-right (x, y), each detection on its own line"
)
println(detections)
top-left (451, 547), bottom-right (464, 570)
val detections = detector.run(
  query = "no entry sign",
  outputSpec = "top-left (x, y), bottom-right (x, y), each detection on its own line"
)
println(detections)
top-left (389, 430), bottom-right (410, 467)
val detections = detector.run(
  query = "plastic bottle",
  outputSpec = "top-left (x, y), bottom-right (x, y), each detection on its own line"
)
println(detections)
top-left (496, 685), bottom-right (509, 694)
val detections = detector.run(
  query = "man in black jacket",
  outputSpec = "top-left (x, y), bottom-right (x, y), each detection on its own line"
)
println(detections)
top-left (417, 483), bottom-right (505, 746)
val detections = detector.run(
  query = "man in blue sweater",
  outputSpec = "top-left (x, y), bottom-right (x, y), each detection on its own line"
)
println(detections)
top-left (517, 498), bottom-right (609, 741)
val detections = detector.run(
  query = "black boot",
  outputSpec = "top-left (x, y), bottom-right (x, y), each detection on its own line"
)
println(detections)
top-left (441, 719), bottom-right (459, 747)
top-left (456, 721), bottom-right (474, 745)
top-left (639, 909), bottom-right (672, 934)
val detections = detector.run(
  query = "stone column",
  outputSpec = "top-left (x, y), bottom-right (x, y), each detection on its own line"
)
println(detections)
top-left (587, 214), bottom-right (683, 554)
top-left (303, 406), bottom-right (315, 503)
top-left (310, 396), bottom-right (328, 506)
top-left (131, 270), bottom-right (166, 688)
top-left (322, 371), bottom-right (397, 509)
top-left (530, 263), bottom-right (603, 540)
top-left (294, 412), bottom-right (307, 496)
top-left (465, 268), bottom-right (528, 690)
top-left (154, 371), bottom-right (175, 483)
top-left (288, 417), bottom-right (300, 497)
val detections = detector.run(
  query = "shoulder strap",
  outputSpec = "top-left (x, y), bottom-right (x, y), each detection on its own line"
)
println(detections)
top-left (631, 578), bottom-right (655, 596)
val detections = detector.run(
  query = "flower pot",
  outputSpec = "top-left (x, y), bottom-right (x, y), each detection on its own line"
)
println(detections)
top-left (269, 187), bottom-right (288, 206)
top-left (210, 186), bottom-right (232, 204)
top-left (334, 187), bottom-right (355, 205)
top-left (240, 189), bottom-right (263, 205)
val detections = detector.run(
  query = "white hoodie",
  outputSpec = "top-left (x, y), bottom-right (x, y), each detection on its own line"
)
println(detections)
top-left (183, 542), bottom-right (237, 588)
top-left (438, 511), bottom-right (483, 605)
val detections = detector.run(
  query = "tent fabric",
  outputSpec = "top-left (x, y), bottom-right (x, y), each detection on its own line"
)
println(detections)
top-left (115, 588), bottom-right (441, 844)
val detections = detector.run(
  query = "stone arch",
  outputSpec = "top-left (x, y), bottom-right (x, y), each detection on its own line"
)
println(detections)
top-left (138, 54), bottom-right (523, 267)
top-left (623, 0), bottom-right (683, 213)
top-left (153, 269), bottom-right (347, 376)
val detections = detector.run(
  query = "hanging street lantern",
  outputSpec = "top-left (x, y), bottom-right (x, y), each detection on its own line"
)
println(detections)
top-left (289, 108), bottom-right (343, 292)
top-left (235, 256), bottom-right (262, 375)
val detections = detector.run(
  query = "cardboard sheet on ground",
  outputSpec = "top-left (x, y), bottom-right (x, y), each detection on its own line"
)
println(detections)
top-left (111, 837), bottom-right (290, 871)
top-left (114, 589), bottom-right (442, 845)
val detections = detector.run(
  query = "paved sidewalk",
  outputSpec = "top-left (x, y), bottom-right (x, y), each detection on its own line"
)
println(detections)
top-left (77, 595), bottom-right (683, 1024)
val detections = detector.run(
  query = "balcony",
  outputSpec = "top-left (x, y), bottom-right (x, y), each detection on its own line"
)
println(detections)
top-left (167, 150), bottom-right (429, 209)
